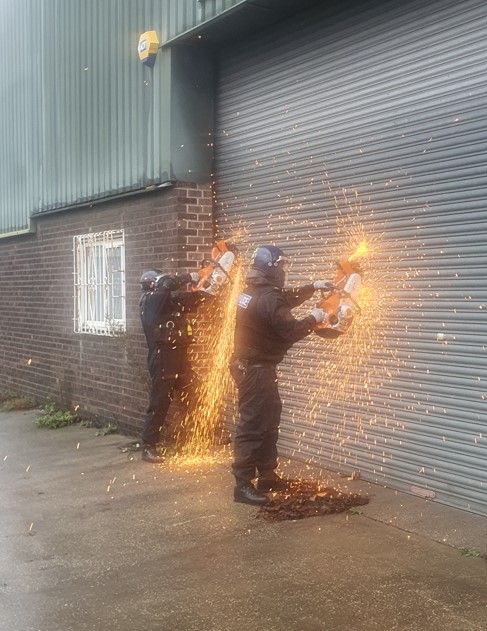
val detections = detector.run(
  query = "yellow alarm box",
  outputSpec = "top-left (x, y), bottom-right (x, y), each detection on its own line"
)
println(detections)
top-left (138, 31), bottom-right (159, 66)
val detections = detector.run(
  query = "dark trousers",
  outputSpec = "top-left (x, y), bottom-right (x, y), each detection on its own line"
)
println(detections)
top-left (230, 360), bottom-right (282, 484)
top-left (141, 344), bottom-right (193, 446)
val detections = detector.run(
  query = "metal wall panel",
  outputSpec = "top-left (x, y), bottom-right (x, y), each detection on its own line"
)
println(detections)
top-left (0, 0), bottom-right (42, 234)
top-left (0, 0), bottom-right (305, 235)
top-left (0, 0), bottom-right (171, 234)
top-left (0, 0), bottom-right (236, 235)
top-left (215, 0), bottom-right (487, 514)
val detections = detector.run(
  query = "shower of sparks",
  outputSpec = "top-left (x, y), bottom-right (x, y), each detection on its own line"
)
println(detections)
top-left (177, 254), bottom-right (246, 458)
top-left (164, 228), bottom-right (250, 462)
top-left (293, 226), bottom-right (402, 474)
top-left (209, 180), bottom-right (414, 484)
top-left (349, 240), bottom-right (369, 261)
top-left (271, 188), bottom-right (412, 483)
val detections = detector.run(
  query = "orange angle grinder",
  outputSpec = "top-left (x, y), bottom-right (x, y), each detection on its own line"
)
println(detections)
top-left (192, 240), bottom-right (238, 294)
top-left (313, 256), bottom-right (363, 339)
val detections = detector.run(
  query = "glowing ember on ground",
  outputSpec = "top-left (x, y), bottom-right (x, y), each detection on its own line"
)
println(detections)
top-left (165, 451), bottom-right (232, 471)
top-left (258, 480), bottom-right (369, 521)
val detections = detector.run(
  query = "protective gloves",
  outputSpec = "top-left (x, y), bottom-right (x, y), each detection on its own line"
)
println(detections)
top-left (313, 280), bottom-right (335, 291)
top-left (310, 307), bottom-right (326, 323)
top-left (190, 272), bottom-right (201, 284)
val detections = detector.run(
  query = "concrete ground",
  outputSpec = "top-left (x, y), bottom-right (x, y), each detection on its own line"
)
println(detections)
top-left (1, 409), bottom-right (486, 631)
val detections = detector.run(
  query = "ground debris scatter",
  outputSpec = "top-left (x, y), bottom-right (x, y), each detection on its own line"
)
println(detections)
top-left (119, 441), bottom-right (142, 453)
top-left (258, 480), bottom-right (369, 521)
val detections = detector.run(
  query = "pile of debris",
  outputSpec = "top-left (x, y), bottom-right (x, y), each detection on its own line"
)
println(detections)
top-left (258, 480), bottom-right (369, 521)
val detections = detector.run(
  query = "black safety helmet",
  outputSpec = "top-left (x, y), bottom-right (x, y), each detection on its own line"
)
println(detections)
top-left (250, 245), bottom-right (288, 288)
top-left (139, 269), bottom-right (170, 291)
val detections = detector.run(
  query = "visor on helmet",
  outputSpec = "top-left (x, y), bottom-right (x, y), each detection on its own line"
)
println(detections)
top-left (250, 245), bottom-right (289, 288)
top-left (140, 269), bottom-right (170, 290)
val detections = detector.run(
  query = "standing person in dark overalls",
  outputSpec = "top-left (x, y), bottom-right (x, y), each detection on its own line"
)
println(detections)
top-left (230, 245), bottom-right (332, 505)
top-left (139, 268), bottom-right (208, 463)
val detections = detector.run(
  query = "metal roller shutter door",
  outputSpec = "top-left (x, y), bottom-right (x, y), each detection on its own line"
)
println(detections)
top-left (215, 0), bottom-right (487, 515)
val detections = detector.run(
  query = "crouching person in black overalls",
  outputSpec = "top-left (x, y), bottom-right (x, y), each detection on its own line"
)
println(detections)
top-left (230, 245), bottom-right (332, 505)
top-left (139, 269), bottom-right (209, 463)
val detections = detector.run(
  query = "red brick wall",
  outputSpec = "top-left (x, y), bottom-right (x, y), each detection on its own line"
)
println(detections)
top-left (0, 182), bottom-right (214, 436)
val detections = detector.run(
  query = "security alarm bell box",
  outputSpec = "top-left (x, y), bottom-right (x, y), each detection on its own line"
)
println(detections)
top-left (138, 31), bottom-right (159, 66)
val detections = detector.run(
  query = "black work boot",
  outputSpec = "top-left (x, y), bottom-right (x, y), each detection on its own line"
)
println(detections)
top-left (141, 445), bottom-right (166, 464)
top-left (256, 474), bottom-right (292, 492)
top-left (234, 482), bottom-right (269, 506)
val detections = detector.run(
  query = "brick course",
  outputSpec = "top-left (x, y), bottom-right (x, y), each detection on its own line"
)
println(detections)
top-left (0, 182), bottom-right (214, 437)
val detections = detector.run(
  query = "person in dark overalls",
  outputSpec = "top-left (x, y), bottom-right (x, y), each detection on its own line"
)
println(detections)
top-left (139, 269), bottom-right (208, 463)
top-left (230, 245), bottom-right (332, 504)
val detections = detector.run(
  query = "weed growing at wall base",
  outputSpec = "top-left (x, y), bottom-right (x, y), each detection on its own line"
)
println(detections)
top-left (96, 423), bottom-right (118, 436)
top-left (34, 401), bottom-right (77, 429)
top-left (459, 548), bottom-right (483, 559)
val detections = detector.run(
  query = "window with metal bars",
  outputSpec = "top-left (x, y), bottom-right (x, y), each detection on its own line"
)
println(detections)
top-left (73, 230), bottom-right (126, 336)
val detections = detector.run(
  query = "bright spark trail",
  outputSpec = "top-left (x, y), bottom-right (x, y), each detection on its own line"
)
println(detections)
top-left (178, 261), bottom-right (245, 458)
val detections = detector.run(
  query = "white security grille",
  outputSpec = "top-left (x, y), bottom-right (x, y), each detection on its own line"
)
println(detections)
top-left (73, 230), bottom-right (126, 336)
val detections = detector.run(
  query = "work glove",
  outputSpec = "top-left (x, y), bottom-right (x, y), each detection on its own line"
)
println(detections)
top-left (190, 272), bottom-right (201, 284)
top-left (313, 280), bottom-right (335, 291)
top-left (310, 307), bottom-right (326, 323)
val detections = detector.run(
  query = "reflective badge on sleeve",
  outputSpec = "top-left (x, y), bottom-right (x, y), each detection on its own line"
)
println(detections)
top-left (237, 293), bottom-right (252, 309)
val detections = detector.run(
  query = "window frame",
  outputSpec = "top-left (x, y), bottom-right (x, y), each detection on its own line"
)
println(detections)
top-left (73, 229), bottom-right (126, 336)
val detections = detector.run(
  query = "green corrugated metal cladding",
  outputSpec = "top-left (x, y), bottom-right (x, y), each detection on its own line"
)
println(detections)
top-left (0, 0), bottom-right (224, 235)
